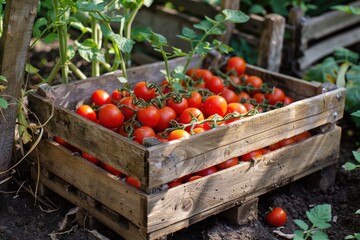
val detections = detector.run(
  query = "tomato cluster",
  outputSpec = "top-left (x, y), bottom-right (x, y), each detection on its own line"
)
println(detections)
top-left (57, 56), bottom-right (307, 189)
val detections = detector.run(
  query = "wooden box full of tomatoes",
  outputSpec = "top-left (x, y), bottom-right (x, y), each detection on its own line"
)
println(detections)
top-left (28, 55), bottom-right (345, 239)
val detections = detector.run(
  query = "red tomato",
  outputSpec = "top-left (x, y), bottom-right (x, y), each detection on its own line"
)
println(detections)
top-left (237, 91), bottom-right (251, 103)
top-left (191, 127), bottom-right (205, 135)
top-left (111, 89), bottom-right (123, 103)
top-left (240, 149), bottom-right (263, 162)
top-left (53, 136), bottom-right (78, 152)
top-left (283, 96), bottom-right (294, 105)
top-left (98, 104), bottom-right (124, 129)
top-left (246, 76), bottom-right (263, 94)
top-left (126, 176), bottom-right (141, 189)
top-left (137, 106), bottom-right (160, 128)
top-left (294, 131), bottom-right (311, 142)
top-left (252, 92), bottom-right (266, 104)
top-left (268, 142), bottom-right (281, 151)
top-left (133, 126), bottom-right (156, 144)
top-left (220, 88), bottom-right (238, 104)
top-left (227, 75), bottom-right (242, 91)
top-left (260, 148), bottom-right (271, 155)
top-left (81, 151), bottom-right (100, 165)
top-left (216, 157), bottom-right (239, 170)
top-left (179, 107), bottom-right (204, 130)
top-left (91, 89), bottom-right (111, 106)
top-left (187, 175), bottom-right (202, 182)
top-left (187, 68), bottom-right (213, 83)
top-left (226, 103), bottom-right (248, 123)
top-left (76, 104), bottom-right (97, 122)
top-left (278, 137), bottom-right (296, 148)
top-left (204, 76), bottom-right (225, 94)
top-left (133, 81), bottom-right (156, 102)
top-left (203, 95), bottom-right (227, 117)
top-left (155, 106), bottom-right (177, 132)
top-left (168, 129), bottom-right (190, 141)
top-left (196, 166), bottom-right (218, 177)
top-left (166, 97), bottom-right (189, 117)
top-left (168, 181), bottom-right (182, 188)
top-left (185, 91), bottom-right (203, 109)
top-left (102, 162), bottom-right (124, 176)
top-left (266, 207), bottom-right (287, 227)
top-left (226, 56), bottom-right (246, 76)
top-left (119, 96), bottom-right (139, 121)
top-left (243, 103), bottom-right (255, 111)
top-left (265, 87), bottom-right (285, 105)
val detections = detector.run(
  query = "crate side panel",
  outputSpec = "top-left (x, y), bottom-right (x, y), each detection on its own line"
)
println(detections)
top-left (146, 126), bottom-right (341, 231)
top-left (146, 88), bottom-right (345, 186)
top-left (28, 93), bottom-right (148, 181)
top-left (30, 140), bottom-right (148, 229)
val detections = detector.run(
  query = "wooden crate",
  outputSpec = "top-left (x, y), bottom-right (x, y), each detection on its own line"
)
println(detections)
top-left (28, 55), bottom-right (345, 239)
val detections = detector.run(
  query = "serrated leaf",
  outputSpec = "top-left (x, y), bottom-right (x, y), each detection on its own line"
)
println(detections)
top-left (353, 151), bottom-right (360, 162)
top-left (221, 9), bottom-right (249, 23)
top-left (109, 33), bottom-right (135, 53)
top-left (173, 72), bottom-right (187, 80)
top-left (306, 204), bottom-right (332, 229)
top-left (117, 77), bottom-right (128, 83)
top-left (42, 32), bottom-right (59, 44)
top-left (33, 17), bottom-right (47, 37)
top-left (343, 162), bottom-right (358, 171)
top-left (195, 42), bottom-right (211, 56)
top-left (0, 97), bottom-right (8, 109)
top-left (193, 19), bottom-right (213, 32)
top-left (77, 2), bottom-right (105, 12)
top-left (293, 230), bottom-right (305, 240)
top-left (311, 230), bottom-right (329, 240)
top-left (294, 219), bottom-right (309, 231)
top-left (181, 27), bottom-right (197, 40)
top-left (208, 26), bottom-right (225, 35)
top-left (67, 45), bottom-right (76, 61)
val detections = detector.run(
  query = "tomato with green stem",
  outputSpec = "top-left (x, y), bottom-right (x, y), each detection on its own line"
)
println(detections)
top-left (133, 81), bottom-right (156, 102)
top-left (265, 87), bottom-right (285, 105)
top-left (137, 105), bottom-right (160, 128)
top-left (265, 207), bottom-right (287, 227)
top-left (185, 91), bottom-right (202, 109)
top-left (166, 97), bottom-right (189, 117)
top-left (133, 126), bottom-right (156, 144)
top-left (204, 75), bottom-right (225, 94)
top-left (168, 129), bottom-right (190, 141)
top-left (91, 89), bottom-right (111, 106)
top-left (98, 104), bottom-right (124, 129)
top-left (220, 87), bottom-right (238, 104)
top-left (225, 56), bottom-right (246, 76)
top-left (179, 107), bottom-right (204, 130)
top-left (119, 96), bottom-right (139, 121)
top-left (76, 104), bottom-right (97, 122)
top-left (155, 106), bottom-right (177, 132)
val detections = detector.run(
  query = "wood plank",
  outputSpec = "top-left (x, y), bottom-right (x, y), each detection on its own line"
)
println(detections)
top-left (154, 0), bottom-right (220, 18)
top-left (0, 0), bottom-right (38, 189)
top-left (39, 175), bottom-right (146, 240)
top-left (299, 26), bottom-right (360, 71)
top-left (145, 88), bottom-right (345, 187)
top-left (257, 13), bottom-right (285, 72)
top-left (30, 140), bottom-right (148, 230)
top-left (301, 1), bottom-right (360, 43)
top-left (146, 126), bottom-right (341, 232)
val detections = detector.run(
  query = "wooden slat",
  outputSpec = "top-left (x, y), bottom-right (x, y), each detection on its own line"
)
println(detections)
top-left (30, 140), bottom-right (148, 230)
top-left (146, 126), bottom-right (341, 232)
top-left (145, 88), bottom-right (345, 187)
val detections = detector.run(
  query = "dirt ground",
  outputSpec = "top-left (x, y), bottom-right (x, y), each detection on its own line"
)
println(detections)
top-left (0, 114), bottom-right (359, 240)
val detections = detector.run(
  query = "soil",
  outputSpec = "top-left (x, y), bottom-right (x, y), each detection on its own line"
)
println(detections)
top-left (0, 114), bottom-right (359, 240)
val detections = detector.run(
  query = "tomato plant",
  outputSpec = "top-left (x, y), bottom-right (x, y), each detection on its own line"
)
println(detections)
top-left (265, 207), bottom-right (287, 227)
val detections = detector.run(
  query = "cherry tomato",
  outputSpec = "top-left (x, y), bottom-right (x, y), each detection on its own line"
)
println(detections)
top-left (237, 91), bottom-right (251, 103)
top-left (240, 149), bottom-right (263, 162)
top-left (133, 126), bottom-right (156, 144)
top-left (246, 76), bottom-right (263, 94)
top-left (252, 92), bottom-right (266, 104)
top-left (268, 142), bottom-right (281, 151)
top-left (137, 106), bottom-right (160, 128)
top-left (155, 106), bottom-right (177, 132)
top-left (220, 87), bottom-right (238, 104)
top-left (243, 103), bottom-right (255, 111)
top-left (226, 56), bottom-right (246, 76)
top-left (203, 114), bottom-right (225, 130)
top-left (166, 97), bottom-right (189, 117)
top-left (179, 107), bottom-right (204, 130)
top-left (53, 136), bottom-right (78, 152)
top-left (126, 176), bottom-right (141, 189)
top-left (203, 95), bottom-right (227, 117)
top-left (111, 89), bottom-right (123, 103)
top-left (185, 91), bottom-right (203, 109)
top-left (294, 131), bottom-right (311, 142)
top-left (102, 162), bottom-right (124, 176)
top-left (75, 104), bottom-right (97, 122)
top-left (119, 96), bottom-right (139, 121)
top-left (187, 68), bottom-right (213, 83)
top-left (187, 175), bottom-right (202, 182)
top-left (283, 96), bottom-right (294, 105)
top-left (196, 166), bottom-right (218, 177)
top-left (98, 104), bottom-right (124, 129)
top-left (133, 81), bottom-right (156, 102)
top-left (191, 127), bottom-right (205, 135)
top-left (216, 157), bottom-right (239, 170)
top-left (81, 151), bottom-right (100, 165)
top-left (168, 181), bottom-right (182, 188)
top-left (168, 129), bottom-right (190, 141)
top-left (266, 207), bottom-right (287, 227)
top-left (91, 89), bottom-right (111, 107)
top-left (265, 87), bottom-right (285, 105)
top-left (204, 76), bottom-right (225, 94)
top-left (278, 137), bottom-right (296, 148)
top-left (227, 75), bottom-right (242, 91)
top-left (260, 148), bottom-right (271, 155)
top-left (226, 103), bottom-right (248, 123)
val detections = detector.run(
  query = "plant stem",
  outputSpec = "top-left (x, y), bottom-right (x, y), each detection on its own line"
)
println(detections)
top-left (91, 17), bottom-right (100, 77)
top-left (68, 62), bottom-right (87, 80)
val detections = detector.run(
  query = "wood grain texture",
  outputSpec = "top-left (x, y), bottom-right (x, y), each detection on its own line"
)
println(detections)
top-left (0, 0), bottom-right (38, 189)
top-left (146, 126), bottom-right (341, 232)
top-left (30, 140), bottom-right (148, 230)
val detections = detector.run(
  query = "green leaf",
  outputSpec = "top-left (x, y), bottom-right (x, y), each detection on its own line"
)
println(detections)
top-left (181, 27), bottom-right (197, 40)
top-left (33, 17), bottom-right (47, 37)
top-left (345, 86), bottom-right (360, 113)
top-left (303, 57), bottom-right (338, 83)
top-left (334, 47), bottom-right (359, 64)
top-left (109, 33), bottom-right (135, 53)
top-left (195, 42), bottom-right (211, 56)
top-left (42, 32), bottom-right (58, 44)
top-left (249, 4), bottom-right (266, 15)
top-left (221, 9), bottom-right (249, 23)
top-left (0, 97), bottom-right (8, 109)
top-left (193, 19), bottom-right (213, 32)
top-left (132, 26), bottom-right (151, 42)
top-left (293, 230), bottom-right (305, 240)
top-left (0, 75), bottom-right (7, 82)
top-left (67, 45), bottom-right (76, 61)
top-left (311, 230), bottom-right (329, 240)
top-left (353, 151), bottom-right (360, 162)
top-left (25, 63), bottom-right (40, 74)
top-left (343, 162), bottom-right (359, 171)
top-left (346, 65), bottom-right (360, 88)
top-left (294, 219), bottom-right (309, 231)
top-left (332, 5), bottom-right (360, 16)
top-left (306, 204), bottom-right (332, 230)
top-left (76, 39), bottom-right (98, 62)
top-left (77, 2), bottom-right (105, 12)
top-left (144, 0), bottom-right (154, 7)
top-left (208, 26), bottom-right (225, 35)
top-left (356, 209), bottom-right (360, 214)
